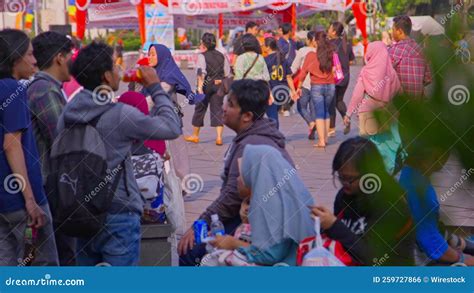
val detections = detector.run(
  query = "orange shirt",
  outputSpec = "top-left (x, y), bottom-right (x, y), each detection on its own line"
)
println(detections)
top-left (298, 51), bottom-right (334, 85)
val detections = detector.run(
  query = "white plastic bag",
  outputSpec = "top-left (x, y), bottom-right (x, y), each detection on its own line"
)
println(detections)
top-left (163, 142), bottom-right (187, 235)
top-left (302, 217), bottom-right (345, 267)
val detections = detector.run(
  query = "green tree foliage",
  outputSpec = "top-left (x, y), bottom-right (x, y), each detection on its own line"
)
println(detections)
top-left (382, 0), bottom-right (431, 16)
top-left (376, 16), bottom-right (474, 176)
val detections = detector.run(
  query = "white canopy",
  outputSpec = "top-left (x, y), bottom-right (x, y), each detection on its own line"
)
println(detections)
top-left (350, 16), bottom-right (445, 36)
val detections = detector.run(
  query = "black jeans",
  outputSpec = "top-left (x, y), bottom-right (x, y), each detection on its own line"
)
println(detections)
top-left (179, 216), bottom-right (242, 266)
top-left (329, 84), bottom-right (349, 129)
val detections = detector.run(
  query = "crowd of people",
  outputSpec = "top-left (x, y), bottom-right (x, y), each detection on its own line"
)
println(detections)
top-left (0, 14), bottom-right (473, 267)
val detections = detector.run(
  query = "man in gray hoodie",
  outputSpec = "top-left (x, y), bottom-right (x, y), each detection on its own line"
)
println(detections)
top-left (178, 79), bottom-right (294, 265)
top-left (57, 42), bottom-right (182, 266)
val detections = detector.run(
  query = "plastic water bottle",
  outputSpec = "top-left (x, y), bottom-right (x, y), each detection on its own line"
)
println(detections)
top-left (210, 214), bottom-right (225, 237)
top-left (23, 227), bottom-right (37, 266)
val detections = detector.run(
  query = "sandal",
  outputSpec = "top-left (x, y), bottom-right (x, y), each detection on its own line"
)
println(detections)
top-left (184, 136), bottom-right (200, 143)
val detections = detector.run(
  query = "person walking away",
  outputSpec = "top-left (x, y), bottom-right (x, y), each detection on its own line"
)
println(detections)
top-left (263, 37), bottom-right (296, 129)
top-left (178, 80), bottom-right (294, 266)
top-left (210, 145), bottom-right (314, 266)
top-left (388, 15), bottom-right (432, 98)
top-left (297, 31), bottom-right (335, 148)
top-left (233, 21), bottom-right (260, 58)
top-left (311, 137), bottom-right (415, 266)
top-left (0, 29), bottom-right (59, 266)
top-left (28, 32), bottom-right (76, 266)
top-left (57, 42), bottom-right (182, 266)
top-left (344, 41), bottom-right (403, 174)
top-left (234, 34), bottom-right (270, 83)
top-left (277, 23), bottom-right (297, 117)
top-left (291, 31), bottom-right (317, 140)
top-left (184, 33), bottom-right (231, 145)
top-left (327, 22), bottom-right (355, 136)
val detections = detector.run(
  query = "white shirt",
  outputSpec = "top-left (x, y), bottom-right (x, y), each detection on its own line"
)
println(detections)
top-left (291, 46), bottom-right (316, 90)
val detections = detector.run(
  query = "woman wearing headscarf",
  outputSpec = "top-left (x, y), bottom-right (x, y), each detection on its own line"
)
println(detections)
top-left (147, 44), bottom-right (191, 180)
top-left (148, 44), bottom-right (196, 105)
top-left (210, 145), bottom-right (315, 266)
top-left (344, 41), bottom-right (403, 174)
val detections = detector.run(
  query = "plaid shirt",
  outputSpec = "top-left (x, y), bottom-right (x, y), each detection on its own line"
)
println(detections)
top-left (388, 38), bottom-right (432, 97)
top-left (27, 72), bottom-right (66, 182)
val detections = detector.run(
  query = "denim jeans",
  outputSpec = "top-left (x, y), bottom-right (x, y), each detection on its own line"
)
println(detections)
top-left (76, 212), bottom-right (141, 266)
top-left (266, 103), bottom-right (280, 129)
top-left (311, 84), bottom-right (335, 120)
top-left (0, 204), bottom-right (59, 266)
top-left (296, 88), bottom-right (315, 125)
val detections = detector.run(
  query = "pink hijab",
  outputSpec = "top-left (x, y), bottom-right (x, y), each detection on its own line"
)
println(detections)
top-left (118, 91), bottom-right (166, 156)
top-left (359, 41), bottom-right (400, 101)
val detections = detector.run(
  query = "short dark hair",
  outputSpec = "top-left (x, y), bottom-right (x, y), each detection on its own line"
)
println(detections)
top-left (279, 23), bottom-right (292, 35)
top-left (71, 42), bottom-right (114, 91)
top-left (246, 21), bottom-right (258, 32)
top-left (393, 15), bottom-right (412, 36)
top-left (201, 32), bottom-right (216, 50)
top-left (32, 32), bottom-right (73, 70)
top-left (230, 79), bottom-right (269, 121)
top-left (0, 29), bottom-right (30, 79)
top-left (241, 33), bottom-right (262, 54)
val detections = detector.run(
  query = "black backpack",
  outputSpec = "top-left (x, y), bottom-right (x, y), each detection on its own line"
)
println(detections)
top-left (46, 107), bottom-right (127, 238)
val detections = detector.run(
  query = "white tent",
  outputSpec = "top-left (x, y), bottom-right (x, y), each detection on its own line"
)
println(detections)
top-left (350, 16), bottom-right (445, 36)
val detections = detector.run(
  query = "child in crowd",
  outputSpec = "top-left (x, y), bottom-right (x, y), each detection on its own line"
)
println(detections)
top-left (201, 198), bottom-right (252, 266)
top-left (263, 37), bottom-right (296, 129)
top-left (208, 144), bottom-right (314, 266)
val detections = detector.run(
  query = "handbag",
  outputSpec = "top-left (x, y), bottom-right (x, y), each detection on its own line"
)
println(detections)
top-left (162, 142), bottom-right (187, 234)
top-left (131, 150), bottom-right (166, 224)
top-left (333, 53), bottom-right (344, 85)
top-left (300, 217), bottom-right (346, 267)
top-left (297, 212), bottom-right (356, 266)
top-left (217, 54), bottom-right (260, 97)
